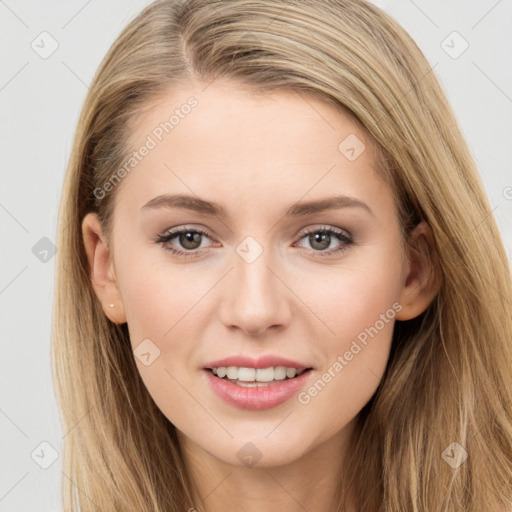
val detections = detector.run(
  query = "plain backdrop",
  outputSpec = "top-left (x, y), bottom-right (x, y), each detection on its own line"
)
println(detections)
top-left (1, 1), bottom-right (511, 510)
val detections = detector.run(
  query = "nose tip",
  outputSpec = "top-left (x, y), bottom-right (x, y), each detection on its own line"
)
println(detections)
top-left (231, 321), bottom-right (283, 338)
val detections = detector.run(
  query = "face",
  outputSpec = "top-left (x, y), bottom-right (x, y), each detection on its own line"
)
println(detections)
top-left (87, 80), bottom-right (412, 469)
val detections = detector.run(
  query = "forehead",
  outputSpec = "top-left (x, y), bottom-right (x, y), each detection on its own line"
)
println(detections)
top-left (125, 80), bottom-right (374, 161)
top-left (114, 81), bottom-right (390, 219)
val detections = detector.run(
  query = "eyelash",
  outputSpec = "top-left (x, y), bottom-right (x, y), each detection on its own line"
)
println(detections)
top-left (154, 225), bottom-right (353, 259)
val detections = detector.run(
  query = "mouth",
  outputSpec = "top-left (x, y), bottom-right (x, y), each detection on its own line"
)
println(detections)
top-left (204, 364), bottom-right (315, 410)
top-left (205, 366), bottom-right (314, 387)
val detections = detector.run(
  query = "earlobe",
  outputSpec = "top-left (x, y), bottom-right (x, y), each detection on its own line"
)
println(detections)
top-left (395, 220), bottom-right (442, 321)
top-left (81, 212), bottom-right (127, 324)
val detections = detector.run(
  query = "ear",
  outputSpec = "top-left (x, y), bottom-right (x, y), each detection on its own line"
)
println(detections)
top-left (395, 220), bottom-right (442, 321)
top-left (81, 212), bottom-right (127, 324)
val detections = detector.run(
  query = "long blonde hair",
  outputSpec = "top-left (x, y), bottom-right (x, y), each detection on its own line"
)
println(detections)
top-left (52, 0), bottom-right (512, 510)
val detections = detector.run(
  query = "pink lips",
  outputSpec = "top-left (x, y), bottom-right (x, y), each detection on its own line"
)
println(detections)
top-left (203, 354), bottom-right (314, 410)
top-left (204, 368), bottom-right (313, 410)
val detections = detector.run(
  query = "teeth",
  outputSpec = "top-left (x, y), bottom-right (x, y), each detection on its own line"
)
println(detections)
top-left (286, 368), bottom-right (297, 378)
top-left (211, 366), bottom-right (305, 381)
top-left (238, 367), bottom-right (256, 381)
top-left (274, 366), bottom-right (287, 380)
top-left (226, 367), bottom-right (238, 379)
top-left (256, 367), bottom-right (275, 382)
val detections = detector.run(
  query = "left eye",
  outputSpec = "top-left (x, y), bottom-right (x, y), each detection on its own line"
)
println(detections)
top-left (154, 225), bottom-right (353, 258)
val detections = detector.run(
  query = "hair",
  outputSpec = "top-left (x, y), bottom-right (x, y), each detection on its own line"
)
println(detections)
top-left (51, 0), bottom-right (512, 510)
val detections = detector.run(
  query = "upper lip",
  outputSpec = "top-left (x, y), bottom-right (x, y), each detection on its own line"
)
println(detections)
top-left (204, 355), bottom-right (313, 370)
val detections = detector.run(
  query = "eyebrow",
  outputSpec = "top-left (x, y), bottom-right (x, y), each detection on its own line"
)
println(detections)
top-left (141, 193), bottom-right (373, 218)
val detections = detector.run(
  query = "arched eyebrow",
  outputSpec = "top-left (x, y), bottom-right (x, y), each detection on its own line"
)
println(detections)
top-left (140, 193), bottom-right (373, 218)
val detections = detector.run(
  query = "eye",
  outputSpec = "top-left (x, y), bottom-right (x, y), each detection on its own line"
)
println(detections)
top-left (153, 226), bottom-right (216, 258)
top-left (294, 225), bottom-right (353, 257)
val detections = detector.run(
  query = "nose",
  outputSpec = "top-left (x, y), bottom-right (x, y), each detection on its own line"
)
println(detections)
top-left (218, 247), bottom-right (292, 337)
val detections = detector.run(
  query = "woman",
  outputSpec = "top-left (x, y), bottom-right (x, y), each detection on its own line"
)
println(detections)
top-left (52, 0), bottom-right (512, 510)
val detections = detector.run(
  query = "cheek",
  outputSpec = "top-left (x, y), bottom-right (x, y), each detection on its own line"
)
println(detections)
top-left (117, 251), bottom-right (212, 404)
top-left (294, 279), bottom-right (400, 436)
top-left (116, 255), bottom-right (207, 421)
top-left (117, 250), bottom-right (208, 341)
top-left (294, 244), bottom-right (403, 401)
top-left (297, 247), bottom-right (403, 348)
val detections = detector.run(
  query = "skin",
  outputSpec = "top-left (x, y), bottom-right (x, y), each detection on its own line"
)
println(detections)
top-left (82, 80), bottom-right (440, 512)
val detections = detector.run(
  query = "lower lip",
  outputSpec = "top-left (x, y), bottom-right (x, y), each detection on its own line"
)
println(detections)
top-left (204, 369), bottom-right (313, 410)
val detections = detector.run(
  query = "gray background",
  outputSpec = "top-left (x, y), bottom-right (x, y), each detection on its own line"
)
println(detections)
top-left (1, 1), bottom-right (511, 510)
